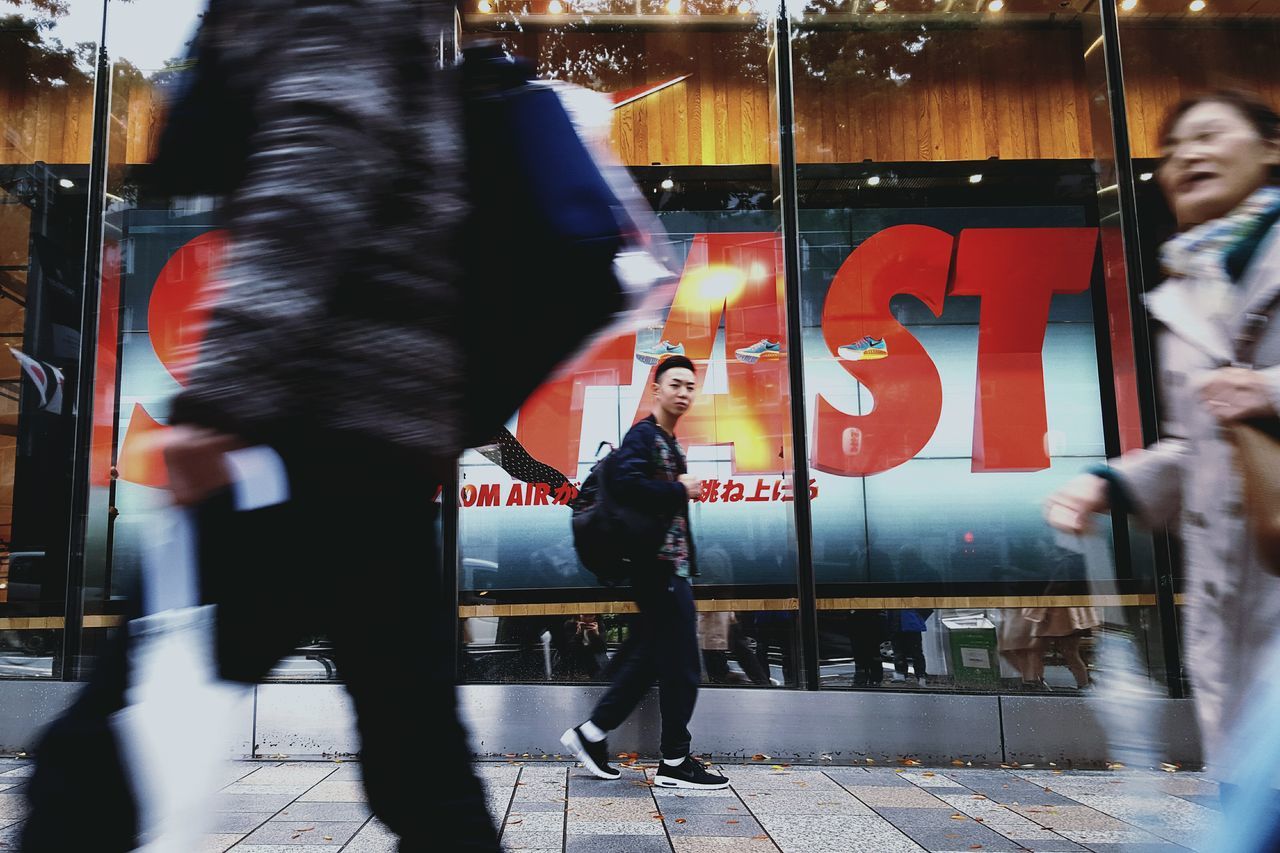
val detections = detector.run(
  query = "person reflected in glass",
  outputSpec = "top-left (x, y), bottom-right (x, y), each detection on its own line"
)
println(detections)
top-left (1026, 606), bottom-right (1098, 691)
top-left (560, 356), bottom-right (729, 790)
top-left (1046, 90), bottom-right (1280, 768)
top-left (998, 608), bottom-right (1046, 690)
top-left (554, 614), bottom-right (610, 681)
top-left (888, 608), bottom-right (932, 687)
top-left (849, 608), bottom-right (887, 687)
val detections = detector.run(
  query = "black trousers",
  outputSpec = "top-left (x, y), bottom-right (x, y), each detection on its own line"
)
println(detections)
top-left (893, 631), bottom-right (927, 678)
top-left (590, 570), bottom-right (699, 760)
top-left (23, 450), bottom-right (500, 853)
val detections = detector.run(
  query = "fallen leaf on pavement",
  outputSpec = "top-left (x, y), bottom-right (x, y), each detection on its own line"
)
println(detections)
top-left (675, 819), bottom-right (686, 824)
top-left (950, 814), bottom-right (967, 821)
top-left (752, 754), bottom-right (770, 761)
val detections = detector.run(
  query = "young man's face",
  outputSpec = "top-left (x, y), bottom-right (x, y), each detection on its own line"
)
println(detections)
top-left (654, 366), bottom-right (696, 420)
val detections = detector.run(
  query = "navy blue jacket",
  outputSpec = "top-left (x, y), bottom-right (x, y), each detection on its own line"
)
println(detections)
top-left (609, 415), bottom-right (698, 576)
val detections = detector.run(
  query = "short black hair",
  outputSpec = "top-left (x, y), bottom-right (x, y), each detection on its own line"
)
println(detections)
top-left (655, 355), bottom-right (696, 381)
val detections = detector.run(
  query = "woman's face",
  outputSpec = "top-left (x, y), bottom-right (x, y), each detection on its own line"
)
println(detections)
top-left (1158, 101), bottom-right (1280, 228)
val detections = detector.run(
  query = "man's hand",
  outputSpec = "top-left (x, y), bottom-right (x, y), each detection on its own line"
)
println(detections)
top-left (679, 474), bottom-right (704, 500)
top-left (163, 426), bottom-right (246, 506)
top-left (1043, 474), bottom-right (1110, 534)
top-left (1197, 367), bottom-right (1277, 422)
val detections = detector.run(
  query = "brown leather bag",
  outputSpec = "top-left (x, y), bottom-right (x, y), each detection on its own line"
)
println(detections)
top-left (1230, 419), bottom-right (1280, 572)
top-left (1232, 304), bottom-right (1280, 574)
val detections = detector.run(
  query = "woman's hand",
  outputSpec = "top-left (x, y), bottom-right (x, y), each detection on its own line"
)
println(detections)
top-left (163, 425), bottom-right (245, 506)
top-left (1198, 367), bottom-right (1277, 422)
top-left (1043, 474), bottom-right (1111, 534)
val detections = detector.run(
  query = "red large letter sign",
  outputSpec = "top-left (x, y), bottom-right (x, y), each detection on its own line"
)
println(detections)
top-left (951, 228), bottom-right (1097, 472)
top-left (813, 225), bottom-right (951, 476)
top-left (630, 233), bottom-right (789, 473)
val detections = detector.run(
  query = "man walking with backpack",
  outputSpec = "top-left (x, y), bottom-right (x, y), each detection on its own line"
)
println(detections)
top-left (561, 355), bottom-right (729, 790)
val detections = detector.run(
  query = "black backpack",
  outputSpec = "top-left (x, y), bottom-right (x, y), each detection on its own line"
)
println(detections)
top-left (571, 445), bottom-right (666, 585)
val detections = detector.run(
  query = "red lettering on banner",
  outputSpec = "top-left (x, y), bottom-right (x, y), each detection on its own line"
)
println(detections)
top-left (746, 480), bottom-right (770, 502)
top-left (506, 485), bottom-right (525, 506)
top-left (461, 484), bottom-right (477, 507)
top-left (477, 483), bottom-right (501, 507)
top-left (627, 233), bottom-right (790, 473)
top-left (813, 225), bottom-right (951, 477)
top-left (532, 482), bottom-right (552, 505)
top-left (951, 228), bottom-right (1097, 472)
top-left (515, 333), bottom-right (634, 478)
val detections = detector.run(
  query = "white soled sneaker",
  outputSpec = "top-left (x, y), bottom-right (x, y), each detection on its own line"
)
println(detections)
top-left (654, 756), bottom-right (729, 790)
top-left (560, 726), bottom-right (621, 780)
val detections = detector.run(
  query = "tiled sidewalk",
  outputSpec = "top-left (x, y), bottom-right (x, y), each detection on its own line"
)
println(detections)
top-left (0, 757), bottom-right (1221, 852)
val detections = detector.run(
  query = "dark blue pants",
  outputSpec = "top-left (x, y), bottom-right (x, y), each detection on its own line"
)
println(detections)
top-left (590, 570), bottom-right (700, 760)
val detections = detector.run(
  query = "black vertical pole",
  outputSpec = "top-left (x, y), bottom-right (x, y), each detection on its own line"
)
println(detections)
top-left (1096, 0), bottom-right (1184, 697)
top-left (773, 2), bottom-right (821, 691)
top-left (60, 1), bottom-right (113, 680)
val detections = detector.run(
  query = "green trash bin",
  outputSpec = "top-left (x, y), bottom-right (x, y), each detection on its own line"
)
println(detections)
top-left (941, 614), bottom-right (999, 688)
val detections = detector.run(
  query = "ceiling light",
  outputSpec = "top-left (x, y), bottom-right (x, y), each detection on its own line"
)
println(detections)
top-left (548, 0), bottom-right (564, 11)
top-left (1188, 0), bottom-right (1205, 10)
top-left (736, 0), bottom-right (752, 11)
top-left (478, 0), bottom-right (494, 10)
top-left (1139, 172), bottom-right (1153, 181)
top-left (666, 0), bottom-right (682, 12)
top-left (867, 176), bottom-right (881, 186)
top-left (873, 0), bottom-right (888, 10)
top-left (661, 177), bottom-right (675, 190)
top-left (987, 0), bottom-right (1004, 10)
top-left (1119, 0), bottom-right (1137, 9)
top-left (968, 173), bottom-right (983, 184)
top-left (58, 178), bottom-right (74, 188)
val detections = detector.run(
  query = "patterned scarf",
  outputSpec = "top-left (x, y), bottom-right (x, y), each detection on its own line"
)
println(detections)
top-left (1158, 186), bottom-right (1280, 330)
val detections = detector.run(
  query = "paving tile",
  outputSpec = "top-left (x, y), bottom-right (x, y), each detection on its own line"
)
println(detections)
top-left (1056, 828), bottom-right (1188, 845)
top-left (1076, 846), bottom-right (1194, 853)
top-left (890, 824), bottom-right (1025, 851)
top-left (296, 781), bottom-right (367, 802)
top-left (567, 819), bottom-right (668, 836)
top-left (739, 789), bottom-right (877, 817)
top-left (841, 785), bottom-right (951, 808)
top-left (236, 765), bottom-right (340, 787)
top-left (897, 771), bottom-right (966, 789)
top-left (502, 830), bottom-right (567, 849)
top-left (564, 835), bottom-right (673, 852)
top-left (222, 784), bottom-right (316, 798)
top-left (238, 820), bottom-right (362, 845)
top-left (316, 763), bottom-right (361, 782)
top-left (665, 813), bottom-right (765, 836)
top-left (0, 765), bottom-right (34, 778)
top-left (505, 811), bottom-right (567, 832)
top-left (0, 792), bottom-right (28, 820)
top-left (569, 772), bottom-right (651, 798)
top-left (987, 839), bottom-right (1088, 852)
top-left (228, 846), bottom-right (341, 852)
top-left (1010, 805), bottom-right (1132, 831)
top-left (0, 821), bottom-right (23, 844)
top-left (506, 798), bottom-right (566, 812)
top-left (272, 802), bottom-right (372, 822)
top-left (1069, 793), bottom-right (1215, 835)
top-left (855, 769), bottom-right (920, 787)
top-left (568, 800), bottom-right (661, 822)
top-left (199, 833), bottom-right (247, 852)
top-left (1173, 793), bottom-right (1221, 811)
top-left (340, 819), bottom-right (397, 853)
top-left (215, 793), bottom-right (298, 813)
top-left (755, 814), bottom-right (925, 853)
top-left (653, 795), bottom-right (746, 817)
top-left (211, 811), bottom-right (276, 833)
top-left (671, 838), bottom-right (779, 853)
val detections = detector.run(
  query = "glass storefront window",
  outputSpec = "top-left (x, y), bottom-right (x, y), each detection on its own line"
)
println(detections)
top-left (788, 0), bottom-right (1167, 691)
top-left (457, 9), bottom-right (808, 686)
top-left (0, 0), bottom-right (105, 676)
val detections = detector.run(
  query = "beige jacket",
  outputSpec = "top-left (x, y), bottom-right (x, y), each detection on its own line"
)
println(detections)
top-left (1111, 226), bottom-right (1280, 768)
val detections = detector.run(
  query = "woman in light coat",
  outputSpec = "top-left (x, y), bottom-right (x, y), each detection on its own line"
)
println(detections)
top-left (1045, 90), bottom-right (1280, 771)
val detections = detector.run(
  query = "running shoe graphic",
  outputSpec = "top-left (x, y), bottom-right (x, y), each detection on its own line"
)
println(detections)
top-left (735, 339), bottom-right (783, 364)
top-left (636, 340), bottom-right (685, 365)
top-left (837, 337), bottom-right (888, 361)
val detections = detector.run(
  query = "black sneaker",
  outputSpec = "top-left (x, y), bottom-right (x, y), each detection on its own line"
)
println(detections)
top-left (560, 725), bottom-right (620, 780)
top-left (654, 756), bottom-right (729, 790)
